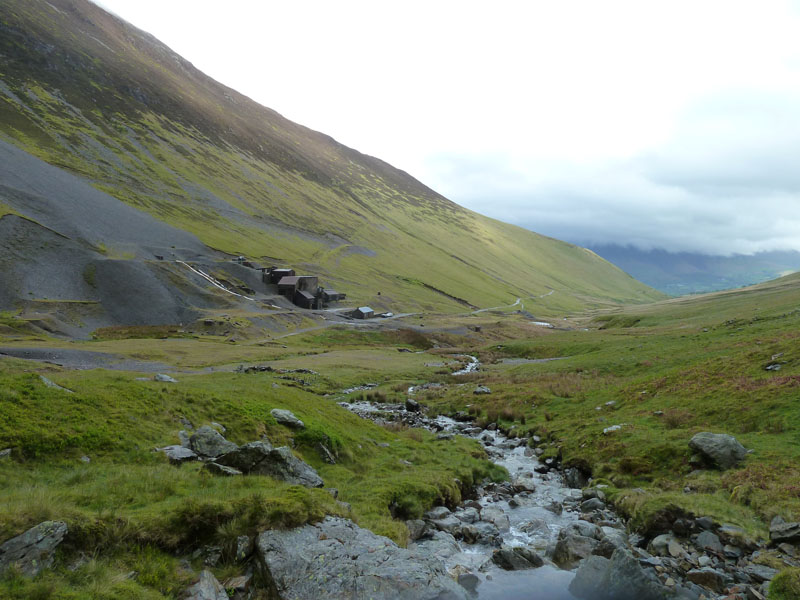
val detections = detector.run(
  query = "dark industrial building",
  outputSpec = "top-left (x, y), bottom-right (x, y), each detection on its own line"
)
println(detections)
top-left (264, 267), bottom-right (296, 285)
top-left (322, 289), bottom-right (346, 303)
top-left (294, 289), bottom-right (318, 309)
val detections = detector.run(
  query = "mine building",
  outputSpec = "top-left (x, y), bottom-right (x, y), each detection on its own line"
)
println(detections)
top-left (294, 289), bottom-right (318, 309)
top-left (353, 306), bottom-right (374, 319)
top-left (264, 267), bottom-right (296, 285)
top-left (321, 289), bottom-right (346, 303)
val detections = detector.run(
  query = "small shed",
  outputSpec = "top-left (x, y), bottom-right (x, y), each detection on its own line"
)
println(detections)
top-left (293, 289), bottom-right (317, 309)
top-left (267, 268), bottom-right (295, 284)
top-left (354, 306), bottom-right (374, 319)
top-left (277, 276), bottom-right (300, 295)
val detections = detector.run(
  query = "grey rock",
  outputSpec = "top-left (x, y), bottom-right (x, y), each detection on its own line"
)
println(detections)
top-left (411, 530), bottom-right (462, 564)
top-left (491, 545), bottom-right (544, 570)
top-left (215, 441), bottom-right (274, 471)
top-left (688, 432), bottom-right (747, 470)
top-left (0, 521), bottom-right (68, 577)
top-left (686, 567), bottom-right (727, 593)
top-left (185, 569), bottom-right (228, 600)
top-left (203, 462), bottom-right (242, 476)
top-left (743, 564), bottom-right (778, 583)
top-left (178, 430), bottom-right (191, 447)
top-left (770, 520), bottom-right (800, 545)
top-left (564, 467), bottom-right (589, 489)
top-left (596, 527), bottom-right (629, 558)
top-left (695, 530), bottom-right (723, 554)
top-left (581, 497), bottom-right (605, 512)
top-left (425, 506), bottom-right (452, 521)
top-left (253, 447), bottom-right (323, 487)
top-left (406, 519), bottom-right (428, 541)
top-left (648, 534), bottom-right (674, 557)
top-left (472, 521), bottom-right (502, 546)
top-left (481, 507), bottom-right (510, 532)
top-left (473, 386), bottom-right (491, 395)
top-left (457, 573), bottom-right (480, 594)
top-left (695, 516), bottom-right (715, 531)
top-left (0, 448), bottom-right (10, 460)
top-left (158, 444), bottom-right (198, 464)
top-left (454, 507), bottom-right (480, 524)
top-left (570, 548), bottom-right (672, 600)
top-left (189, 426), bottom-right (238, 458)
top-left (553, 533), bottom-right (599, 568)
top-left (256, 517), bottom-right (467, 600)
top-left (270, 408), bottom-right (305, 429)
top-left (405, 398), bottom-right (421, 412)
top-left (512, 475), bottom-right (537, 493)
top-left (154, 373), bottom-right (178, 383)
top-left (563, 520), bottom-right (602, 540)
top-left (431, 515), bottom-right (462, 535)
top-left (569, 555), bottom-right (611, 599)
top-left (215, 441), bottom-right (322, 487)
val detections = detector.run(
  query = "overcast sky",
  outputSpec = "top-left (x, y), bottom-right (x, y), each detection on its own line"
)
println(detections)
top-left (93, 0), bottom-right (800, 255)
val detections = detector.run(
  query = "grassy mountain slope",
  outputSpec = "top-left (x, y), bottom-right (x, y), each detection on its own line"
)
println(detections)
top-left (0, 0), bottom-right (662, 314)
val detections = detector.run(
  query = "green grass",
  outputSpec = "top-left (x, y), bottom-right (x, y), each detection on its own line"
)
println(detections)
top-left (0, 352), bottom-right (503, 597)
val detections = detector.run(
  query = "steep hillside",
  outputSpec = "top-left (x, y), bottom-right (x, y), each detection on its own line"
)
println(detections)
top-left (0, 0), bottom-right (663, 325)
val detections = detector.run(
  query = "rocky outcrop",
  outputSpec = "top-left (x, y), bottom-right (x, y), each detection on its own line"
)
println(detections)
top-left (270, 408), bottom-right (305, 429)
top-left (255, 516), bottom-right (467, 600)
top-left (0, 521), bottom-right (68, 577)
top-left (189, 426), bottom-right (238, 458)
top-left (213, 442), bottom-right (323, 488)
top-left (688, 432), bottom-right (747, 470)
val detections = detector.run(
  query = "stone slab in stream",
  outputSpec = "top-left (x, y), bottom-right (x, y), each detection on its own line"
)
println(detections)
top-left (255, 516), bottom-right (468, 600)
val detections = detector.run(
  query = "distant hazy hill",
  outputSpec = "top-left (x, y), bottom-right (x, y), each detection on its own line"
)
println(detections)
top-left (590, 245), bottom-right (800, 296)
top-left (0, 0), bottom-right (663, 325)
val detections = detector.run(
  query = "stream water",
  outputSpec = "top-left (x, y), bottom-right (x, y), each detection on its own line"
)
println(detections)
top-left (340, 355), bottom-right (585, 599)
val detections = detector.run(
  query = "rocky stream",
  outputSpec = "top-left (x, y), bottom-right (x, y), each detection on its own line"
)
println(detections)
top-left (336, 355), bottom-right (787, 600)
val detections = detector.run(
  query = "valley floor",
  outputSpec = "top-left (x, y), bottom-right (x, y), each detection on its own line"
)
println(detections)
top-left (2, 274), bottom-right (800, 598)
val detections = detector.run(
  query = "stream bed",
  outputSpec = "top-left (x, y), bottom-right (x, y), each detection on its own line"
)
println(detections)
top-left (340, 398), bottom-right (584, 599)
top-left (337, 356), bottom-right (773, 600)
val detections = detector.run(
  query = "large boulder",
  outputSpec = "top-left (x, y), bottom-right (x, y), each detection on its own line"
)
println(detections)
top-left (688, 432), bottom-right (747, 470)
top-left (189, 426), bottom-right (238, 459)
top-left (215, 443), bottom-right (323, 487)
top-left (256, 516), bottom-right (467, 600)
top-left (214, 441), bottom-right (274, 471)
top-left (0, 521), bottom-right (68, 577)
top-left (569, 548), bottom-right (674, 600)
top-left (270, 408), bottom-right (305, 429)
